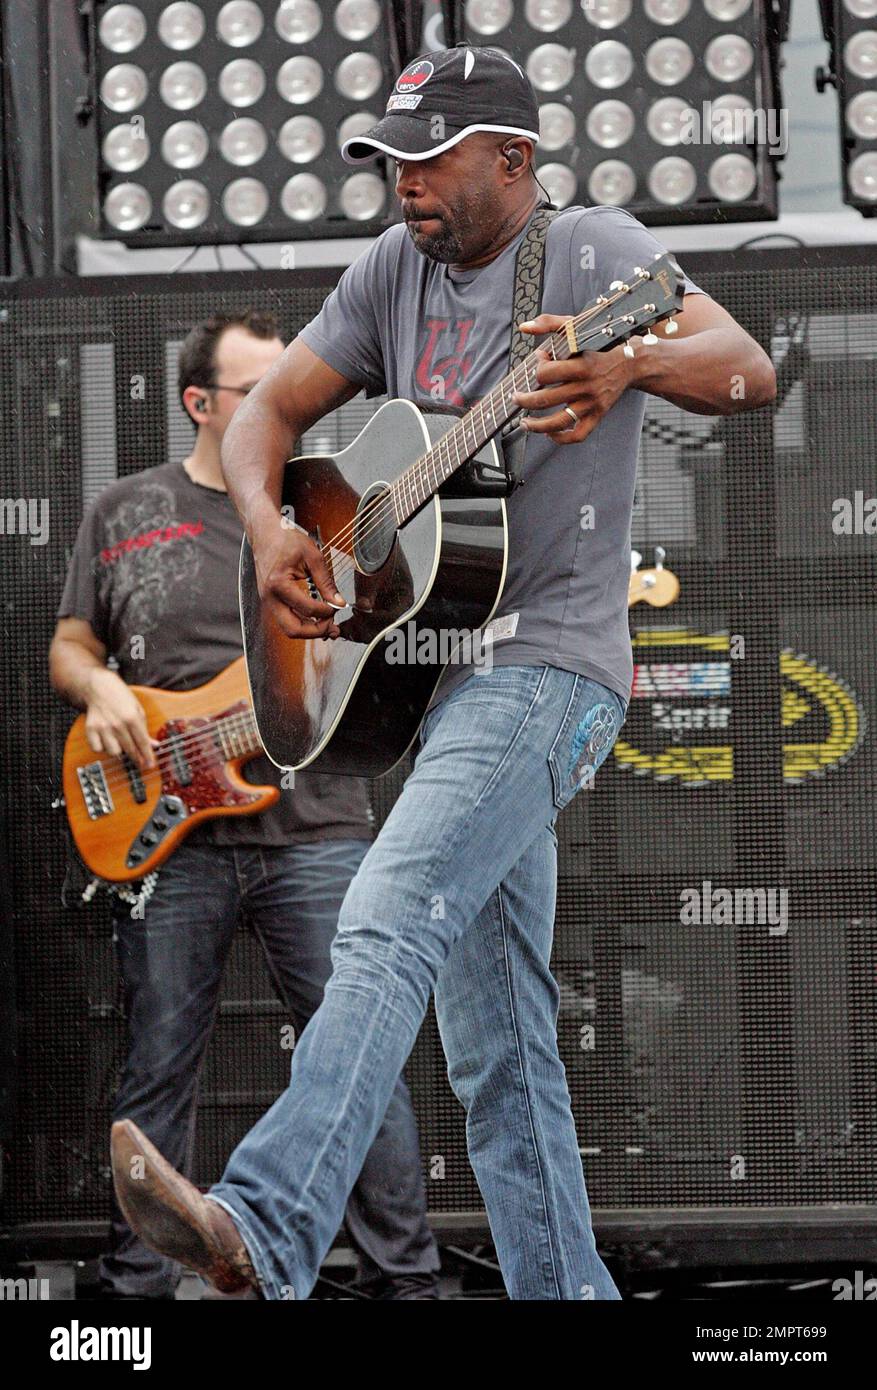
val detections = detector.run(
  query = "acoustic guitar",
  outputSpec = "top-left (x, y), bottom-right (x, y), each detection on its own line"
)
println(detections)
top-left (240, 254), bottom-right (685, 780)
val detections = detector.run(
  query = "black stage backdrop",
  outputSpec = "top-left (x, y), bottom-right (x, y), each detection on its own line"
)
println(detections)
top-left (1, 246), bottom-right (876, 1255)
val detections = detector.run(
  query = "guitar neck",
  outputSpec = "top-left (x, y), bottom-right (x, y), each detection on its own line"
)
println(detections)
top-left (386, 268), bottom-right (673, 527)
top-left (388, 335), bottom-right (565, 527)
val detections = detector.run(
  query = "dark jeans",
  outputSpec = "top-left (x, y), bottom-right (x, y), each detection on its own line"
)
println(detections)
top-left (101, 839), bottom-right (439, 1299)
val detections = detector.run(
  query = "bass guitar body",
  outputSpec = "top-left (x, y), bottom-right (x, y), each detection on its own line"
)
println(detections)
top-left (240, 399), bottom-right (508, 778)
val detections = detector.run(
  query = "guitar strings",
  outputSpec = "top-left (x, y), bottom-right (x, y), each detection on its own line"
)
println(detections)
top-left (83, 709), bottom-right (262, 795)
top-left (310, 312), bottom-right (604, 571)
top-left (310, 278), bottom-right (664, 568)
top-left (303, 301), bottom-right (660, 597)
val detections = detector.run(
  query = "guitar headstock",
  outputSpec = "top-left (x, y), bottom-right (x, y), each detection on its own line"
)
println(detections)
top-left (565, 252), bottom-right (686, 356)
top-left (628, 546), bottom-right (680, 609)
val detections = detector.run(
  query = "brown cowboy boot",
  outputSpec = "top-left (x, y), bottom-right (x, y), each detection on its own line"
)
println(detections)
top-left (110, 1119), bottom-right (260, 1296)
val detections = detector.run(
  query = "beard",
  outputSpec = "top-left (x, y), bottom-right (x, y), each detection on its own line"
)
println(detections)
top-left (403, 185), bottom-right (501, 265)
top-left (404, 217), bottom-right (463, 263)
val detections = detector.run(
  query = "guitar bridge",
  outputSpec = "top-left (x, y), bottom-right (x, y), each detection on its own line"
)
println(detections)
top-left (77, 761), bottom-right (113, 819)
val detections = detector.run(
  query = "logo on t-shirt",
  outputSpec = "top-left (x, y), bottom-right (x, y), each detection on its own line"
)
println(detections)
top-left (396, 59), bottom-right (434, 93)
top-left (99, 518), bottom-right (204, 565)
top-left (415, 316), bottom-right (475, 408)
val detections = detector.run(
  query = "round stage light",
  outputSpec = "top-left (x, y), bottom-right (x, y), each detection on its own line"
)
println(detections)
top-left (644, 0), bottom-right (691, 24)
top-left (103, 122), bottom-right (151, 172)
top-left (709, 93), bottom-right (755, 142)
top-left (705, 35), bottom-right (755, 82)
top-left (217, 1), bottom-right (264, 46)
top-left (219, 58), bottom-right (267, 106)
top-left (277, 55), bottom-right (324, 103)
top-left (278, 114), bottom-right (325, 162)
top-left (708, 152), bottom-right (757, 201)
top-left (847, 90), bottom-right (877, 140)
top-left (162, 120), bottom-right (210, 168)
top-left (648, 155), bottom-right (697, 204)
top-left (586, 99), bottom-right (635, 148)
top-left (848, 150), bottom-right (877, 199)
top-left (337, 110), bottom-right (379, 148)
top-left (524, 0), bottom-right (574, 30)
top-left (157, 2), bottom-right (205, 50)
top-left (844, 0), bottom-right (877, 16)
top-left (104, 182), bottom-right (151, 230)
top-left (646, 37), bottom-right (695, 86)
top-left (538, 102), bottom-right (576, 150)
top-left (334, 0), bottom-right (381, 41)
top-left (223, 176), bottom-right (270, 225)
top-left (845, 31), bottom-right (877, 81)
top-left (585, 40), bottom-right (634, 89)
top-left (536, 161), bottom-right (577, 206)
top-left (160, 61), bottom-right (207, 109)
top-left (703, 0), bottom-right (752, 19)
top-left (588, 158), bottom-right (636, 204)
top-left (164, 179), bottom-right (211, 227)
top-left (99, 4), bottom-right (146, 54)
top-left (335, 52), bottom-right (383, 100)
top-left (276, 0), bottom-right (323, 43)
top-left (583, 0), bottom-right (633, 30)
top-left (527, 43), bottom-right (576, 91)
top-left (465, 0), bottom-right (514, 36)
top-left (339, 171), bottom-right (386, 219)
top-left (220, 116), bottom-right (269, 164)
top-left (100, 64), bottom-right (149, 112)
top-left (280, 172), bottom-right (328, 220)
top-left (647, 96), bottom-right (695, 146)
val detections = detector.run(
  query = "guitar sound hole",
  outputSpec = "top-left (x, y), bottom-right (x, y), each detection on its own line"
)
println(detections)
top-left (353, 483), bottom-right (397, 574)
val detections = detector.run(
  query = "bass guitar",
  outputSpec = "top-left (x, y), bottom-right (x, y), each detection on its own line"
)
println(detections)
top-left (63, 657), bottom-right (276, 882)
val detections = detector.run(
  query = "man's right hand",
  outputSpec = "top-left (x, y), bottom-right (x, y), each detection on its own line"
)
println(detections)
top-left (252, 517), bottom-right (346, 641)
top-left (84, 667), bottom-right (156, 769)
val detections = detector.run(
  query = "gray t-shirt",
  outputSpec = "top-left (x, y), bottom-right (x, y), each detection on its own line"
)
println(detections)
top-left (298, 202), bottom-right (705, 707)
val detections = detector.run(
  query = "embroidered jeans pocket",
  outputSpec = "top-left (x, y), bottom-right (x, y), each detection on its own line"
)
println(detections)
top-left (548, 679), bottom-right (627, 812)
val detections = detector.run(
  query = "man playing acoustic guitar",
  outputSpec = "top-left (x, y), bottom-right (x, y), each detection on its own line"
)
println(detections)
top-left (111, 46), bottom-right (776, 1299)
top-left (49, 309), bottom-right (439, 1300)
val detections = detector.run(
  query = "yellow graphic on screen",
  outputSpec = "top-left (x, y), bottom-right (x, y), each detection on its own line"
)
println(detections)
top-left (613, 630), bottom-right (865, 785)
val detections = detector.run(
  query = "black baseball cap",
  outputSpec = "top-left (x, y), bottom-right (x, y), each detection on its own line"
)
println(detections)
top-left (341, 44), bottom-right (541, 165)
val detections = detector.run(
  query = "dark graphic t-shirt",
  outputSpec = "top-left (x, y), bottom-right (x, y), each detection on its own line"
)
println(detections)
top-left (57, 460), bottom-right (373, 847)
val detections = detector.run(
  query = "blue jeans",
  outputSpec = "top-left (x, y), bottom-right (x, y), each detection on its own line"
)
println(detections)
top-left (102, 839), bottom-right (439, 1298)
top-left (210, 665), bottom-right (627, 1300)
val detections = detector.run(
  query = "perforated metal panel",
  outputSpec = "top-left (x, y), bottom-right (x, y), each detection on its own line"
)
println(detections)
top-left (0, 249), bottom-right (875, 1235)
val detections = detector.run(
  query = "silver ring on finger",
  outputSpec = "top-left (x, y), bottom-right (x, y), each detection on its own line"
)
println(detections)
top-left (562, 405), bottom-right (578, 428)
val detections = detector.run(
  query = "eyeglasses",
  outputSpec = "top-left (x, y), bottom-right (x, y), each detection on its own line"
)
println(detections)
top-left (209, 383), bottom-right (253, 396)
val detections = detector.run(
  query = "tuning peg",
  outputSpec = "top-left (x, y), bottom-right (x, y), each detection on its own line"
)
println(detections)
top-left (664, 317), bottom-right (678, 334)
top-left (642, 330), bottom-right (658, 345)
top-left (654, 545), bottom-right (666, 569)
top-left (623, 341), bottom-right (635, 359)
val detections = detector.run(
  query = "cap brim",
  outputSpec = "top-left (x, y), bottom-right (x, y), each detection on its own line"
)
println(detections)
top-left (342, 113), bottom-right (469, 164)
top-left (342, 115), bottom-right (540, 164)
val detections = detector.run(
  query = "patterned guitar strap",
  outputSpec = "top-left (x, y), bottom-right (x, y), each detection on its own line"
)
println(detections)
top-left (501, 202), bottom-right (560, 489)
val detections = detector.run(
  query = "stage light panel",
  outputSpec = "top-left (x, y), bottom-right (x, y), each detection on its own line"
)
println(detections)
top-left (92, 0), bottom-right (398, 244)
top-left (462, 0), bottom-right (784, 224)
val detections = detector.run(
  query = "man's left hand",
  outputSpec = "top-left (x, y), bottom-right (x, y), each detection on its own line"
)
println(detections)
top-left (511, 313), bottom-right (633, 444)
